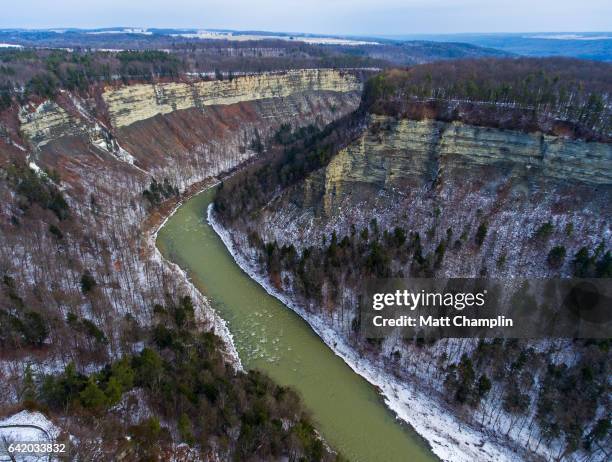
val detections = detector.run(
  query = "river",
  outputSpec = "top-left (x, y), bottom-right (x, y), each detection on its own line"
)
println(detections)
top-left (156, 187), bottom-right (437, 462)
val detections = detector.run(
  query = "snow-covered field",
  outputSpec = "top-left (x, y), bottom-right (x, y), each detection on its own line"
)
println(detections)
top-left (208, 205), bottom-right (524, 462)
top-left (170, 30), bottom-right (379, 46)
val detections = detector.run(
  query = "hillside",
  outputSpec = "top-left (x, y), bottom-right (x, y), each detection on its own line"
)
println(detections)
top-left (213, 58), bottom-right (612, 462)
top-left (0, 67), bottom-right (362, 459)
top-left (363, 59), bottom-right (611, 141)
top-left (392, 33), bottom-right (612, 62)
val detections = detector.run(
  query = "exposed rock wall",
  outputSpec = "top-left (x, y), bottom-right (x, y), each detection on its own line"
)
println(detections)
top-left (324, 116), bottom-right (612, 203)
top-left (114, 92), bottom-right (358, 189)
top-left (17, 69), bottom-right (361, 150)
top-left (102, 69), bottom-right (361, 127)
top-left (19, 100), bottom-right (87, 148)
top-left (252, 115), bottom-right (611, 277)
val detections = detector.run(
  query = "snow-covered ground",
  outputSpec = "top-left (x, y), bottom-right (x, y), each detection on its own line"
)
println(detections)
top-left (208, 205), bottom-right (524, 462)
top-left (86, 28), bottom-right (152, 35)
top-left (0, 411), bottom-right (62, 461)
top-left (170, 30), bottom-right (379, 46)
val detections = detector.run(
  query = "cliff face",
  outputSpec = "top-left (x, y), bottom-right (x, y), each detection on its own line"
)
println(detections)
top-left (19, 101), bottom-right (85, 148)
top-left (220, 115), bottom-right (611, 462)
top-left (103, 69), bottom-right (361, 127)
top-left (0, 70), bottom-right (362, 391)
top-left (256, 115), bottom-right (610, 278)
top-left (323, 116), bottom-right (611, 202)
top-left (18, 69), bottom-right (361, 146)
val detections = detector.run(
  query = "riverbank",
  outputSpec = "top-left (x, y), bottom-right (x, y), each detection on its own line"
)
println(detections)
top-left (157, 188), bottom-right (439, 461)
top-left (146, 178), bottom-right (242, 370)
top-left (207, 206), bottom-right (523, 462)
top-left (145, 155), bottom-right (280, 369)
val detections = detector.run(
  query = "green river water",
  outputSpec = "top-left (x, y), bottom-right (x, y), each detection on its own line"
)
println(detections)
top-left (156, 188), bottom-right (437, 462)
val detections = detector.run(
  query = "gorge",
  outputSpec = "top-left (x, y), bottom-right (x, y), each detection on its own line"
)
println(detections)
top-left (1, 68), bottom-right (366, 460)
top-left (212, 64), bottom-right (611, 462)
top-left (1, 53), bottom-right (610, 461)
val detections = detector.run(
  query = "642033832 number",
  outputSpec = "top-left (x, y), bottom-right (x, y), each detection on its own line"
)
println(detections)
top-left (6, 442), bottom-right (67, 454)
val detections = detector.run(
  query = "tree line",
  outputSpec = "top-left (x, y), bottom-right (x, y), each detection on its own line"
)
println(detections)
top-left (362, 58), bottom-right (611, 141)
top-left (0, 45), bottom-right (375, 107)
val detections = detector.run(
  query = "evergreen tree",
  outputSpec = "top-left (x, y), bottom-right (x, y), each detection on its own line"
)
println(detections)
top-left (21, 364), bottom-right (36, 404)
top-left (475, 222), bottom-right (488, 247)
top-left (178, 413), bottom-right (195, 445)
top-left (79, 378), bottom-right (108, 411)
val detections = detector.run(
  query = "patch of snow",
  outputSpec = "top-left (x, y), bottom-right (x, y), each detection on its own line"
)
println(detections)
top-left (0, 410), bottom-right (61, 442)
top-left (10, 140), bottom-right (27, 152)
top-left (170, 30), bottom-right (379, 46)
top-left (115, 146), bottom-right (136, 164)
top-left (68, 94), bottom-right (95, 124)
top-left (27, 161), bottom-right (48, 179)
top-left (27, 161), bottom-right (41, 173)
top-left (526, 34), bottom-right (611, 41)
top-left (87, 28), bottom-right (152, 35)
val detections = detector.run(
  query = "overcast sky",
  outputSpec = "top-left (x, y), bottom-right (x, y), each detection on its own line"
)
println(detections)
top-left (3, 0), bottom-right (611, 35)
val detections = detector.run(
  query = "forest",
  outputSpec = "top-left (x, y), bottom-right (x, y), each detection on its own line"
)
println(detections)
top-left (214, 113), bottom-right (367, 222)
top-left (16, 295), bottom-right (341, 461)
top-left (245, 223), bottom-right (611, 304)
top-left (362, 58), bottom-right (611, 140)
top-left (0, 46), bottom-right (376, 108)
top-left (0, 31), bottom-right (514, 110)
top-left (218, 174), bottom-right (611, 462)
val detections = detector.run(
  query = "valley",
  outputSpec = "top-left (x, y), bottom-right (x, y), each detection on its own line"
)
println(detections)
top-left (0, 65), bottom-right (366, 459)
top-left (0, 42), bottom-right (610, 461)
top-left (213, 63), bottom-right (611, 461)
top-left (156, 187), bottom-right (438, 462)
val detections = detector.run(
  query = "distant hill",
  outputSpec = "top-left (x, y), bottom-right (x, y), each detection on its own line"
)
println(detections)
top-left (378, 32), bottom-right (612, 62)
top-left (0, 28), bottom-right (510, 68)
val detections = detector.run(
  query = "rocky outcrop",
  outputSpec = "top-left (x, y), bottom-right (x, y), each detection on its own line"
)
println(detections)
top-left (438, 121), bottom-right (612, 184)
top-left (102, 69), bottom-right (361, 128)
top-left (251, 114), bottom-right (611, 279)
top-left (16, 69), bottom-right (361, 151)
top-left (19, 100), bottom-right (86, 148)
top-left (312, 116), bottom-right (612, 224)
top-left (323, 116), bottom-right (611, 205)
